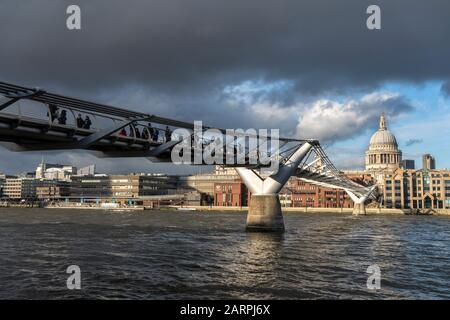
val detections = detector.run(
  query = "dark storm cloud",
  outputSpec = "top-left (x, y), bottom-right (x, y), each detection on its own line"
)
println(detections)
top-left (1, 0), bottom-right (450, 96)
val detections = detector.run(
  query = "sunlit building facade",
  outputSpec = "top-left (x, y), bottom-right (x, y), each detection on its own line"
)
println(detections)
top-left (383, 168), bottom-right (450, 209)
top-left (3, 178), bottom-right (38, 199)
top-left (70, 173), bottom-right (177, 201)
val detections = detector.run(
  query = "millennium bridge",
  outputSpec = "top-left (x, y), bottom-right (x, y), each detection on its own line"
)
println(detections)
top-left (0, 81), bottom-right (377, 232)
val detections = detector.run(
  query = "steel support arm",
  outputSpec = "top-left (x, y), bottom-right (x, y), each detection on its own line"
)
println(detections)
top-left (236, 142), bottom-right (313, 195)
top-left (0, 89), bottom-right (46, 111)
top-left (76, 116), bottom-right (153, 148)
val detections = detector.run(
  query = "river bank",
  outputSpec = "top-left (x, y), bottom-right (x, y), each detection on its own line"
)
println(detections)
top-left (5, 203), bottom-right (448, 216)
top-left (171, 205), bottom-right (450, 216)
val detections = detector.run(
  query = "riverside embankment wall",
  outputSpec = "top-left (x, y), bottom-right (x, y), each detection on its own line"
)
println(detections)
top-left (179, 205), bottom-right (450, 215)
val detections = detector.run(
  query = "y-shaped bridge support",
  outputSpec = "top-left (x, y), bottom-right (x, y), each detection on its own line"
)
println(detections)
top-left (346, 186), bottom-right (377, 216)
top-left (236, 142), bottom-right (313, 232)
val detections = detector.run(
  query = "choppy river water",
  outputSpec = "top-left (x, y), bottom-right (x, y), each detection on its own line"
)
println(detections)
top-left (0, 208), bottom-right (449, 299)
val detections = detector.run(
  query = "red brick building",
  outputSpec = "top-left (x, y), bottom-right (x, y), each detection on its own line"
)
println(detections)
top-left (317, 188), bottom-right (352, 208)
top-left (281, 179), bottom-right (353, 208)
top-left (214, 182), bottom-right (249, 207)
top-left (212, 173), bottom-right (374, 208)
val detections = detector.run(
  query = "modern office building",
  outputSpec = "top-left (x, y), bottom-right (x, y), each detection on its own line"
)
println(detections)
top-left (77, 165), bottom-right (96, 176)
top-left (401, 159), bottom-right (415, 170)
top-left (422, 154), bottom-right (436, 170)
top-left (3, 177), bottom-right (38, 200)
top-left (177, 166), bottom-right (241, 196)
top-left (70, 173), bottom-right (178, 202)
top-left (35, 180), bottom-right (71, 200)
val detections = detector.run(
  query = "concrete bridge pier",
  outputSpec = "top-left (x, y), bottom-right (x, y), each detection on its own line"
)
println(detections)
top-left (236, 142), bottom-right (314, 232)
top-left (352, 201), bottom-right (366, 215)
top-left (345, 189), bottom-right (372, 216)
top-left (246, 194), bottom-right (284, 232)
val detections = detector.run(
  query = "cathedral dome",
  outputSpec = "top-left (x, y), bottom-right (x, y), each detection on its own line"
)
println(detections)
top-left (365, 112), bottom-right (402, 177)
top-left (369, 129), bottom-right (398, 146)
top-left (368, 113), bottom-right (398, 150)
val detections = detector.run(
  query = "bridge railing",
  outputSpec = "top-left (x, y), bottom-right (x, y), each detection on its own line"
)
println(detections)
top-left (293, 143), bottom-right (378, 200)
top-left (0, 94), bottom-right (175, 148)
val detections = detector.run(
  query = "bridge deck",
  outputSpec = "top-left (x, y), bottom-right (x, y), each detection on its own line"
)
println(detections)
top-left (0, 111), bottom-right (163, 153)
top-left (0, 111), bottom-right (272, 166)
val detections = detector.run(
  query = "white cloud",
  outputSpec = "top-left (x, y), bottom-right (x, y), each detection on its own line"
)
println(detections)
top-left (221, 82), bottom-right (414, 145)
top-left (296, 92), bottom-right (413, 143)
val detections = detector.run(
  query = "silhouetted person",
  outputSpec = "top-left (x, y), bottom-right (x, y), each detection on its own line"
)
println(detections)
top-left (153, 128), bottom-right (159, 142)
top-left (76, 114), bottom-right (84, 128)
top-left (134, 127), bottom-right (141, 139)
top-left (141, 127), bottom-right (149, 140)
top-left (58, 110), bottom-right (67, 125)
top-left (165, 126), bottom-right (172, 142)
top-left (148, 123), bottom-right (155, 140)
top-left (83, 116), bottom-right (92, 129)
top-left (48, 104), bottom-right (59, 122)
top-left (119, 128), bottom-right (127, 136)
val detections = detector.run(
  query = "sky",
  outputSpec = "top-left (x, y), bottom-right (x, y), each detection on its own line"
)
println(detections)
top-left (0, 0), bottom-right (449, 174)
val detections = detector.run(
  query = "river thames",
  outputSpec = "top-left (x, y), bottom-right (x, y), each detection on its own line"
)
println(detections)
top-left (0, 208), bottom-right (449, 299)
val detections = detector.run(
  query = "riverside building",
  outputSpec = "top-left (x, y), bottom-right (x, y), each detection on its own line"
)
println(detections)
top-left (382, 168), bottom-right (450, 210)
top-left (3, 177), bottom-right (38, 200)
top-left (177, 166), bottom-right (241, 197)
top-left (36, 160), bottom-right (95, 181)
top-left (213, 181), bottom-right (249, 207)
top-left (279, 174), bottom-right (373, 209)
top-left (36, 180), bottom-right (71, 200)
top-left (363, 113), bottom-right (450, 211)
top-left (70, 173), bottom-right (178, 204)
top-left (0, 173), bottom-right (5, 198)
